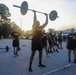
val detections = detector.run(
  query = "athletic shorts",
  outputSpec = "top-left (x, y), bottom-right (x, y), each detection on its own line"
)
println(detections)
top-left (67, 43), bottom-right (74, 50)
top-left (12, 39), bottom-right (19, 47)
top-left (41, 41), bottom-right (47, 46)
top-left (54, 42), bottom-right (57, 45)
top-left (58, 40), bottom-right (62, 43)
top-left (31, 38), bottom-right (42, 51)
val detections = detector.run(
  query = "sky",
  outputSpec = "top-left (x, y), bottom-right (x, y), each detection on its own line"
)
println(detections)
top-left (0, 0), bottom-right (76, 31)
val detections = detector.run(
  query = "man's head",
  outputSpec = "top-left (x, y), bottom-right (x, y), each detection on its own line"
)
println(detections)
top-left (36, 21), bottom-right (40, 27)
top-left (71, 28), bottom-right (74, 33)
top-left (42, 29), bottom-right (45, 33)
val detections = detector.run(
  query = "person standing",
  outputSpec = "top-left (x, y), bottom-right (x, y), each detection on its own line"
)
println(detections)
top-left (28, 10), bottom-right (48, 71)
top-left (41, 29), bottom-right (48, 56)
top-left (67, 28), bottom-right (76, 63)
top-left (53, 32), bottom-right (59, 52)
top-left (47, 29), bottom-right (54, 53)
top-left (11, 29), bottom-right (20, 56)
top-left (58, 31), bottom-right (63, 49)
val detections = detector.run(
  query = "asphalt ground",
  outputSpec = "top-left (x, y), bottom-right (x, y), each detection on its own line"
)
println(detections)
top-left (0, 39), bottom-right (76, 75)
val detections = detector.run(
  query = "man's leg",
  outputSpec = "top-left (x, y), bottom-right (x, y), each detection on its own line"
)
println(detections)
top-left (13, 47), bottom-right (15, 55)
top-left (38, 50), bottom-right (46, 67)
top-left (28, 51), bottom-right (36, 71)
top-left (15, 40), bottom-right (19, 55)
top-left (68, 50), bottom-right (71, 62)
top-left (60, 42), bottom-right (63, 49)
top-left (50, 45), bottom-right (53, 53)
top-left (47, 45), bottom-right (50, 53)
top-left (45, 46), bottom-right (48, 55)
top-left (73, 50), bottom-right (76, 63)
top-left (15, 46), bottom-right (18, 56)
top-left (13, 40), bottom-right (16, 55)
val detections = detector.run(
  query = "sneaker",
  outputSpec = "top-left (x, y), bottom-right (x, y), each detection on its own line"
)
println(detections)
top-left (38, 64), bottom-right (46, 67)
top-left (58, 46), bottom-right (59, 49)
top-left (46, 55), bottom-right (50, 57)
top-left (18, 47), bottom-right (20, 51)
top-left (48, 51), bottom-right (50, 53)
top-left (56, 49), bottom-right (59, 52)
top-left (53, 49), bottom-right (55, 52)
top-left (50, 51), bottom-right (54, 53)
top-left (14, 52), bottom-right (15, 55)
top-left (28, 67), bottom-right (33, 72)
top-left (16, 52), bottom-right (18, 56)
top-left (73, 60), bottom-right (76, 63)
top-left (14, 52), bottom-right (16, 55)
top-left (61, 47), bottom-right (63, 49)
top-left (68, 59), bottom-right (71, 62)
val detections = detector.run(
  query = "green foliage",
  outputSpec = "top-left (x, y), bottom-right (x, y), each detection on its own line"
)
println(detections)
top-left (0, 4), bottom-right (25, 38)
top-left (0, 3), bottom-right (11, 20)
top-left (1, 23), bottom-right (12, 38)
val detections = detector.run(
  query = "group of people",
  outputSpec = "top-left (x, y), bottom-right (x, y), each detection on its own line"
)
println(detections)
top-left (41, 29), bottom-right (63, 55)
top-left (1, 10), bottom-right (76, 72)
top-left (28, 10), bottom-right (76, 72)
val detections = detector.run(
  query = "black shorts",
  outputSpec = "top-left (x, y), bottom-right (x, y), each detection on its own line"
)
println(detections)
top-left (67, 44), bottom-right (74, 50)
top-left (54, 42), bottom-right (57, 45)
top-left (48, 40), bottom-right (53, 46)
top-left (41, 41), bottom-right (47, 46)
top-left (31, 38), bottom-right (42, 51)
top-left (58, 40), bottom-right (62, 43)
top-left (12, 39), bottom-right (19, 47)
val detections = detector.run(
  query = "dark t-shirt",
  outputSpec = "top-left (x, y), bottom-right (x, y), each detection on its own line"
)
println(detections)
top-left (58, 34), bottom-right (62, 41)
top-left (53, 35), bottom-right (57, 42)
top-left (49, 33), bottom-right (53, 40)
top-left (67, 33), bottom-right (76, 44)
top-left (32, 24), bottom-right (42, 41)
top-left (41, 33), bottom-right (47, 42)
top-left (67, 33), bottom-right (76, 49)
top-left (48, 33), bottom-right (54, 43)
top-left (11, 32), bottom-right (20, 40)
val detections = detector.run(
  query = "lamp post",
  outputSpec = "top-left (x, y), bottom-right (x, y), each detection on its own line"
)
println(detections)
top-left (20, 18), bottom-right (22, 30)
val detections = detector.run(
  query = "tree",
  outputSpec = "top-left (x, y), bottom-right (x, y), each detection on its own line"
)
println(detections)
top-left (0, 4), bottom-right (12, 37)
top-left (1, 23), bottom-right (12, 38)
top-left (0, 3), bottom-right (11, 23)
top-left (11, 22), bottom-right (22, 34)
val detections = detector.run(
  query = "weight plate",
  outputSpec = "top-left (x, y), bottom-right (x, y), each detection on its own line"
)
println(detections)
top-left (20, 1), bottom-right (28, 15)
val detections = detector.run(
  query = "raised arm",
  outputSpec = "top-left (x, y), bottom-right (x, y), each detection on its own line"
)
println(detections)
top-left (40, 13), bottom-right (48, 29)
top-left (33, 10), bottom-right (37, 24)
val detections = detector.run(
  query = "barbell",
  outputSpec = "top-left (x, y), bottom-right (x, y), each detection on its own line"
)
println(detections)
top-left (0, 46), bottom-right (10, 52)
top-left (13, 1), bottom-right (59, 21)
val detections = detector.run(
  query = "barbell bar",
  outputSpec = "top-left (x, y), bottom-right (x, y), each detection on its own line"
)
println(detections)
top-left (13, 1), bottom-right (59, 21)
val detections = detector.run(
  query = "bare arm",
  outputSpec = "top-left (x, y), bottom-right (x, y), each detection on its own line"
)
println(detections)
top-left (33, 10), bottom-right (37, 24)
top-left (40, 13), bottom-right (48, 29)
top-left (66, 39), bottom-right (68, 48)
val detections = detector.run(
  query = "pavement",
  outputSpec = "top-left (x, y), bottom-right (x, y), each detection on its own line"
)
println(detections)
top-left (0, 39), bottom-right (76, 75)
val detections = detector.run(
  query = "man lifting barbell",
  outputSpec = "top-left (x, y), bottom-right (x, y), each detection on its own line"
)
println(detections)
top-left (28, 10), bottom-right (48, 72)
